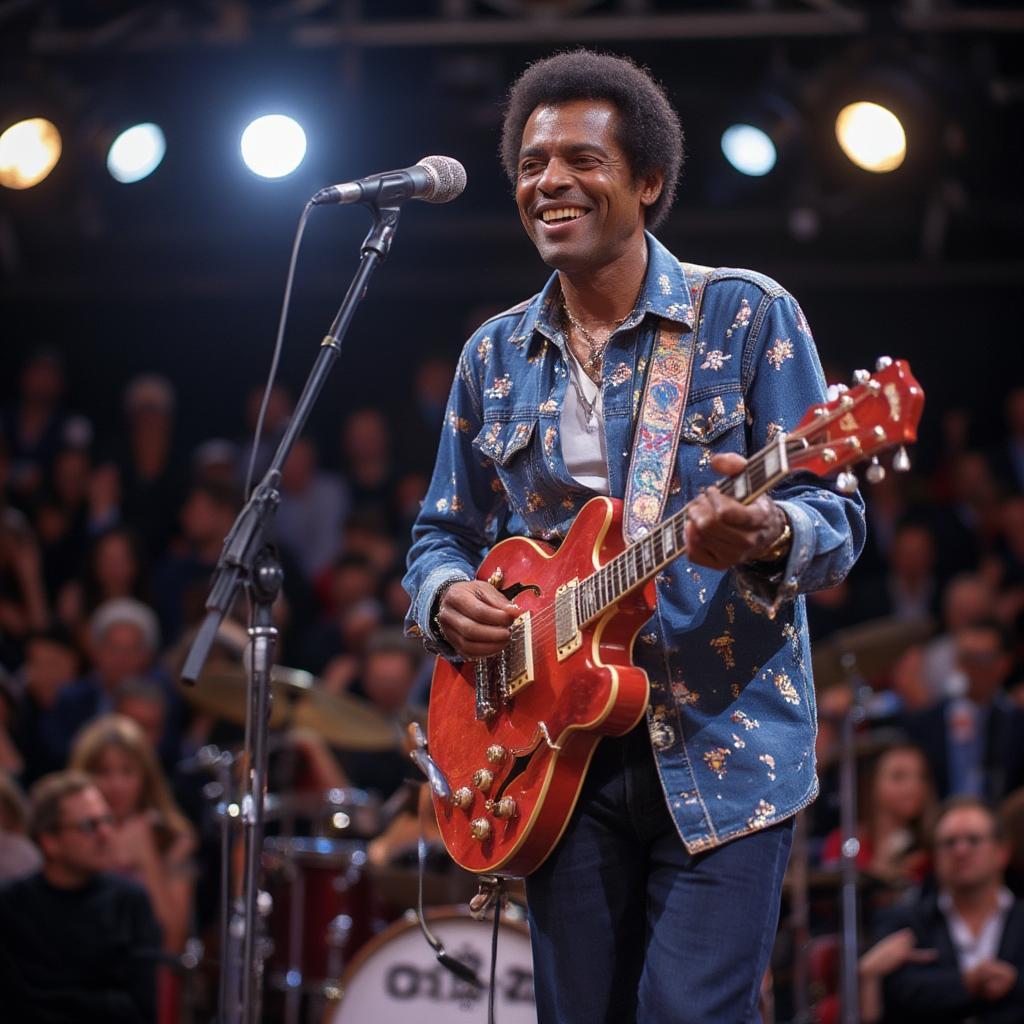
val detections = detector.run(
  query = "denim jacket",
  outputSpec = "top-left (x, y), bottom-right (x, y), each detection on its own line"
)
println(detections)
top-left (404, 233), bottom-right (866, 853)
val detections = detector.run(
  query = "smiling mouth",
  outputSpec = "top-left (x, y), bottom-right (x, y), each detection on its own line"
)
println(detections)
top-left (539, 207), bottom-right (589, 224)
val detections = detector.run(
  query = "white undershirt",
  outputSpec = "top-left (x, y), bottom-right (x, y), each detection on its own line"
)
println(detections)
top-left (938, 887), bottom-right (1014, 972)
top-left (560, 350), bottom-right (610, 496)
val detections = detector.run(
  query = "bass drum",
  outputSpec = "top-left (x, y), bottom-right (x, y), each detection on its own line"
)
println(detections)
top-left (324, 906), bottom-right (537, 1023)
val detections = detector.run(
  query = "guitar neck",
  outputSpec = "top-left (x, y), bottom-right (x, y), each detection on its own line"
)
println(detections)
top-left (576, 433), bottom-right (803, 625)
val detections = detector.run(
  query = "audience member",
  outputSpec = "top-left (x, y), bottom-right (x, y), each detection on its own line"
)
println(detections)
top-left (57, 526), bottom-right (149, 646)
top-left (52, 598), bottom-right (182, 768)
top-left (107, 374), bottom-right (186, 561)
top-left (922, 573), bottom-right (997, 701)
top-left (7, 626), bottom-right (82, 784)
top-left (153, 479), bottom-right (240, 643)
top-left (0, 771), bottom-right (161, 1023)
top-left (821, 742), bottom-right (935, 887)
top-left (902, 620), bottom-right (1024, 800)
top-left (1001, 788), bottom-right (1024, 899)
top-left (990, 386), bottom-right (1024, 495)
top-left (859, 797), bottom-right (1024, 1023)
top-left (0, 772), bottom-right (41, 881)
top-left (855, 520), bottom-right (940, 623)
top-left (0, 349), bottom-right (91, 508)
top-left (276, 436), bottom-right (349, 583)
top-left (338, 408), bottom-right (400, 531)
top-left (70, 715), bottom-right (196, 954)
top-left (0, 503), bottom-right (49, 668)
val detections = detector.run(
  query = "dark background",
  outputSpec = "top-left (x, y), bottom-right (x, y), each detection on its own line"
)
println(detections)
top-left (2, 1), bottom-right (1023, 458)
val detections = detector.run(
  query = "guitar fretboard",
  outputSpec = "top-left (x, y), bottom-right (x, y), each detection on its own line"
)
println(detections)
top-left (575, 433), bottom-right (803, 623)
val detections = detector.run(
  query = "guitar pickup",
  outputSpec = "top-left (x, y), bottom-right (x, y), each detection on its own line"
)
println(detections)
top-left (505, 612), bottom-right (534, 697)
top-left (555, 579), bottom-right (582, 661)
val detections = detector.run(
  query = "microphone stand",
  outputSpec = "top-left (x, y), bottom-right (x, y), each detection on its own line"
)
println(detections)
top-left (181, 204), bottom-right (403, 1024)
top-left (837, 649), bottom-right (872, 1024)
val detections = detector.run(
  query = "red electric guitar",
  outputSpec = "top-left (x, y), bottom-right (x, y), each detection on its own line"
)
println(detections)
top-left (425, 358), bottom-right (924, 876)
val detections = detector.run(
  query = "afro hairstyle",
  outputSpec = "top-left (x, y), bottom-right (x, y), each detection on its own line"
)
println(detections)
top-left (500, 49), bottom-right (684, 231)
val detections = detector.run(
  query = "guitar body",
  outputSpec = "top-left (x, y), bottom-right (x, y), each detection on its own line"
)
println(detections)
top-left (427, 495), bottom-right (655, 877)
top-left (425, 358), bottom-right (924, 877)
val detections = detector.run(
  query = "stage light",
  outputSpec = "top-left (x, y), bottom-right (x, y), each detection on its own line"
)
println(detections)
top-left (107, 123), bottom-right (166, 183)
top-left (835, 101), bottom-right (907, 173)
top-left (240, 114), bottom-right (306, 179)
top-left (0, 117), bottom-right (62, 190)
top-left (721, 124), bottom-right (777, 177)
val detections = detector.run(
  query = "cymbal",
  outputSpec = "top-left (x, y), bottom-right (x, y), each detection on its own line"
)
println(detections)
top-left (183, 664), bottom-right (398, 751)
top-left (812, 616), bottom-right (934, 690)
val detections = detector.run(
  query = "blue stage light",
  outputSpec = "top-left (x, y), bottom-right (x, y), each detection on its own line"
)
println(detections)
top-left (107, 123), bottom-right (166, 183)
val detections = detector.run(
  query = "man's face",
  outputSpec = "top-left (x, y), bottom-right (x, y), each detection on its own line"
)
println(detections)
top-left (363, 651), bottom-right (416, 713)
top-left (955, 626), bottom-right (1010, 704)
top-left (515, 100), bottom-right (662, 274)
top-left (934, 806), bottom-right (1008, 893)
top-left (93, 622), bottom-right (151, 687)
top-left (40, 786), bottom-right (115, 879)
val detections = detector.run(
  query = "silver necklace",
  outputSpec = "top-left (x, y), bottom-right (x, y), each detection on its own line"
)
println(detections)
top-left (562, 302), bottom-right (630, 382)
top-left (567, 354), bottom-right (600, 433)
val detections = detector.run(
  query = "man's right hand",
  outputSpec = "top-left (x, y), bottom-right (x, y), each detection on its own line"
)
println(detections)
top-left (963, 959), bottom-right (1018, 1001)
top-left (435, 580), bottom-right (518, 659)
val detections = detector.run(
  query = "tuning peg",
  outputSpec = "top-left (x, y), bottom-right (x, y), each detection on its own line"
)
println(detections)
top-left (875, 356), bottom-right (893, 371)
top-left (836, 471), bottom-right (858, 494)
top-left (865, 457), bottom-right (886, 483)
top-left (892, 446), bottom-right (911, 472)
top-left (853, 369), bottom-right (871, 385)
top-left (826, 383), bottom-right (849, 402)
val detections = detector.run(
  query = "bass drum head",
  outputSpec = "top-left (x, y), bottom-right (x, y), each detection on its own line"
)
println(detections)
top-left (324, 906), bottom-right (537, 1023)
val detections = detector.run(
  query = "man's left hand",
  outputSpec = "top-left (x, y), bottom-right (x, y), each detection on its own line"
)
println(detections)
top-left (684, 453), bottom-right (788, 571)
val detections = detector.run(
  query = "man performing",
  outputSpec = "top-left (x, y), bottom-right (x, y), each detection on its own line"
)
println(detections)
top-left (404, 50), bottom-right (865, 1023)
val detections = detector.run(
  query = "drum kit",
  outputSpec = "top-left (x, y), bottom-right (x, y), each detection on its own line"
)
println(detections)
top-left (183, 664), bottom-right (537, 1024)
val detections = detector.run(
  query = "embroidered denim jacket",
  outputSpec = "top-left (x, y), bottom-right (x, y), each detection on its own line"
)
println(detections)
top-left (403, 233), bottom-right (866, 853)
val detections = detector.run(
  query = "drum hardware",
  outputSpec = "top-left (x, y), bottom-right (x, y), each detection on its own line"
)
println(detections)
top-left (322, 908), bottom-right (536, 1024)
top-left (182, 664), bottom-right (399, 752)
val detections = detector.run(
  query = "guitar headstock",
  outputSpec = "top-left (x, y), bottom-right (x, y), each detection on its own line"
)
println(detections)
top-left (787, 357), bottom-right (924, 491)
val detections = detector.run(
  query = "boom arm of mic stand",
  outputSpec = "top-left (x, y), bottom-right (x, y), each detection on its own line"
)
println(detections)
top-left (180, 206), bottom-right (403, 686)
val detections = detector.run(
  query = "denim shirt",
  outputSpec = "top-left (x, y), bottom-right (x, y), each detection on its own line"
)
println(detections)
top-left (404, 233), bottom-right (866, 853)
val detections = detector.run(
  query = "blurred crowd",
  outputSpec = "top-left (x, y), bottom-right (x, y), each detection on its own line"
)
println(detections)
top-left (0, 346), bottom-right (1023, 1023)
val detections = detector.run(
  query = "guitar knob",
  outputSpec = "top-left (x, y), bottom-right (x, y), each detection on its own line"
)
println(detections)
top-left (865, 457), bottom-right (886, 483)
top-left (875, 355), bottom-right (893, 371)
top-left (469, 817), bottom-right (492, 841)
top-left (893, 446), bottom-right (911, 472)
top-left (836, 471), bottom-right (858, 494)
top-left (452, 787), bottom-right (474, 811)
top-left (472, 769), bottom-right (495, 792)
top-left (493, 796), bottom-right (518, 819)
top-left (485, 745), bottom-right (507, 764)
top-left (853, 369), bottom-right (870, 385)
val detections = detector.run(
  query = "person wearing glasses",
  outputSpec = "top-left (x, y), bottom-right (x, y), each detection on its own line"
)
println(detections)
top-left (858, 796), bottom-right (1024, 1023)
top-left (0, 770), bottom-right (161, 1023)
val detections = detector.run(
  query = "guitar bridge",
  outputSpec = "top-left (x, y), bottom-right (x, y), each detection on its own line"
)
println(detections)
top-left (505, 611), bottom-right (534, 696)
top-left (555, 579), bottom-right (582, 661)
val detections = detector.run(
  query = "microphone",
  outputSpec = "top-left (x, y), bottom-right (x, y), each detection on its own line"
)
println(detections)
top-left (311, 155), bottom-right (466, 207)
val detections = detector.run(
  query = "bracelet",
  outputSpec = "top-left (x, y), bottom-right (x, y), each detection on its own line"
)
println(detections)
top-left (430, 579), bottom-right (462, 644)
top-left (749, 511), bottom-right (792, 566)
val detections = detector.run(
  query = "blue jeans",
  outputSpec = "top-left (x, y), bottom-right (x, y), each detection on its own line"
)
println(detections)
top-left (524, 726), bottom-right (794, 1024)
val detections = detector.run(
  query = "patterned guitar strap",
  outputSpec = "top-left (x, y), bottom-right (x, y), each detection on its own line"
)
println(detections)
top-left (623, 262), bottom-right (714, 544)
